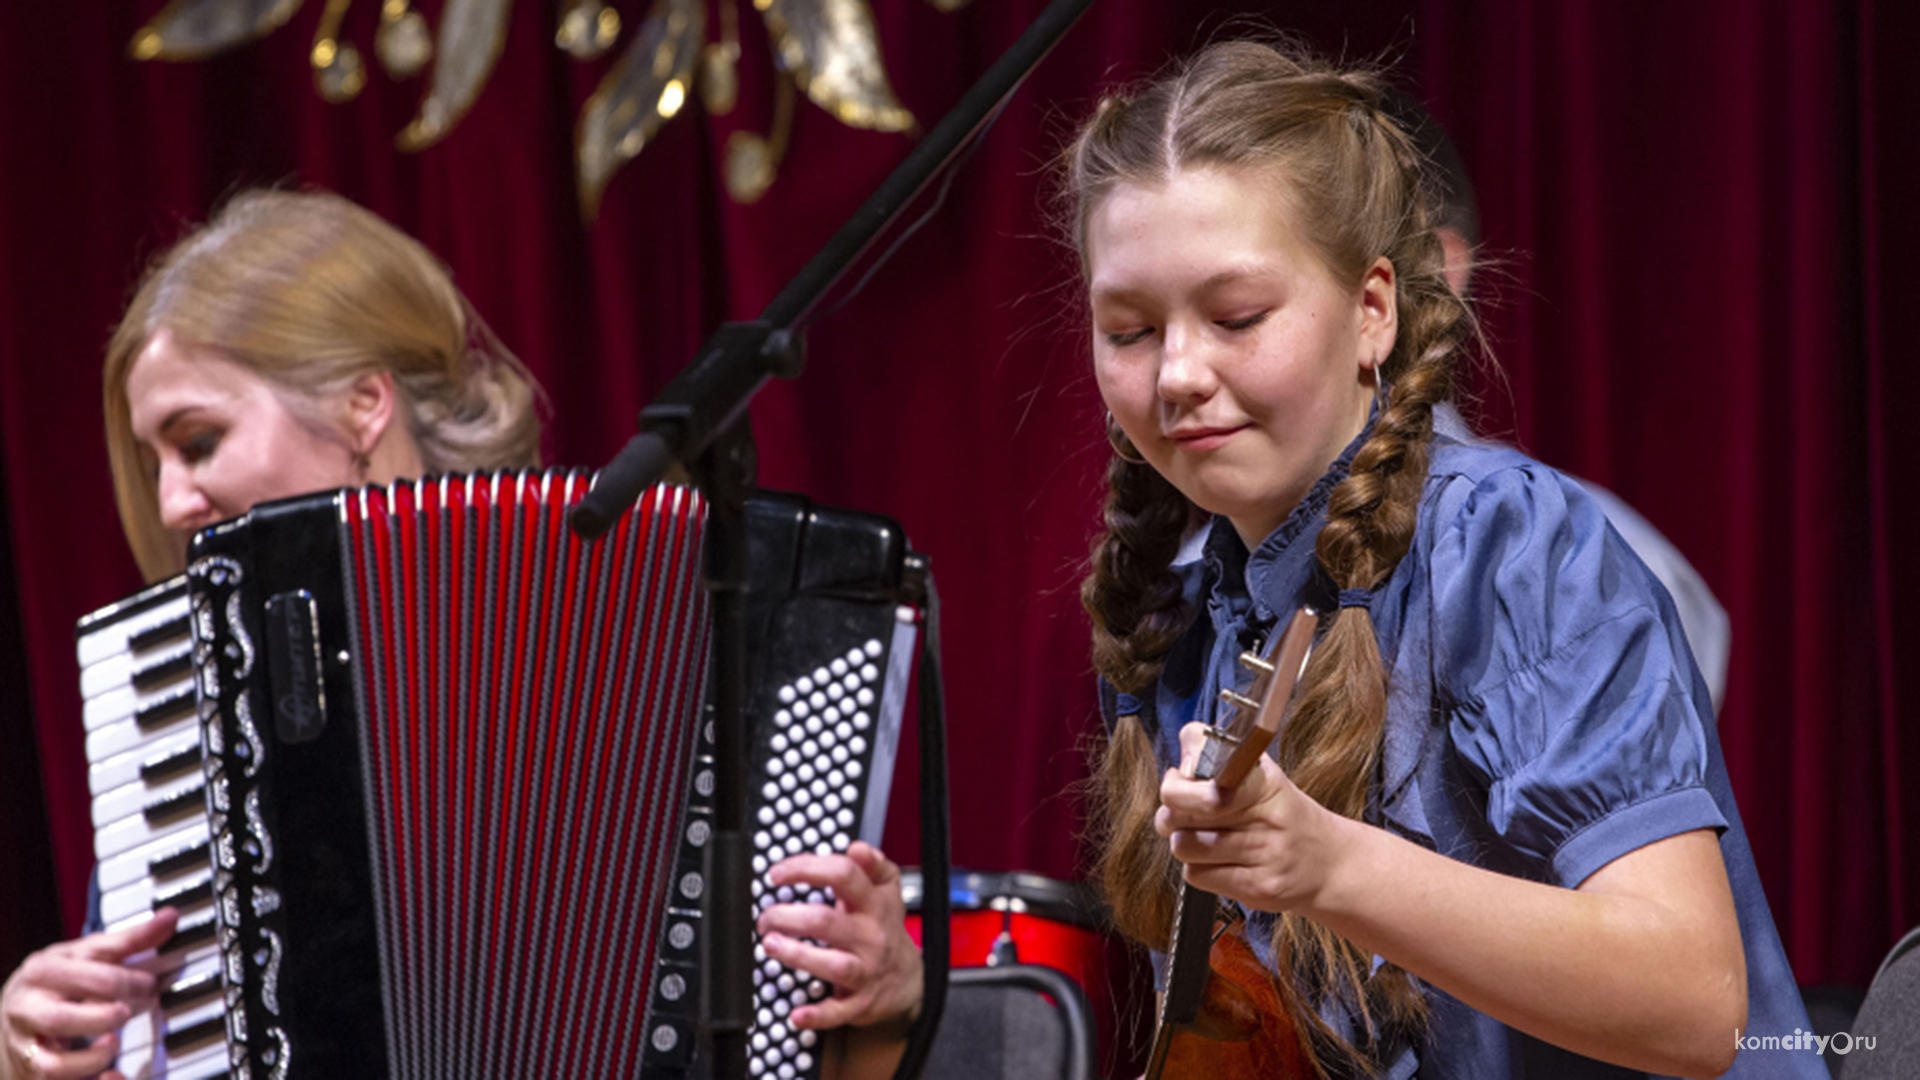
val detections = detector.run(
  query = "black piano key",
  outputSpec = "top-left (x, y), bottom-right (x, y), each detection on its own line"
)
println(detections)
top-left (150, 838), bottom-right (209, 878)
top-left (128, 615), bottom-right (191, 654)
top-left (162, 1012), bottom-right (225, 1054)
top-left (143, 783), bottom-right (206, 827)
top-left (139, 741), bottom-right (203, 783)
top-left (155, 877), bottom-right (212, 911)
top-left (159, 970), bottom-right (222, 1011)
top-left (131, 652), bottom-right (193, 693)
top-left (159, 918), bottom-right (217, 955)
top-left (135, 689), bottom-right (197, 732)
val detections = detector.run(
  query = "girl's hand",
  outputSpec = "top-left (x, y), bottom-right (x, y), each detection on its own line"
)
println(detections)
top-left (1, 909), bottom-right (177, 1080)
top-left (755, 842), bottom-right (923, 1033)
top-left (1155, 721), bottom-right (1350, 914)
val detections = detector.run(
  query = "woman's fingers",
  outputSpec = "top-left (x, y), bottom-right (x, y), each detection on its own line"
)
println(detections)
top-left (13, 990), bottom-right (130, 1040)
top-left (1157, 754), bottom-right (1298, 834)
top-left (1176, 722), bottom-right (1210, 775)
top-left (764, 843), bottom-right (905, 916)
top-left (73, 910), bottom-right (176, 964)
top-left (761, 930), bottom-right (866, 992)
top-left (3, 916), bottom-right (177, 1075)
top-left (26, 956), bottom-right (154, 1009)
top-left (843, 842), bottom-right (902, 895)
top-left (17, 1030), bottom-right (119, 1080)
top-left (757, 845), bottom-right (924, 1033)
top-left (759, 898), bottom-right (876, 957)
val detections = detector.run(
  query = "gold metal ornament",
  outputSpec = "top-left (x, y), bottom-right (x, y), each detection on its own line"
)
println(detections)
top-left (575, 0), bottom-right (704, 219)
top-left (128, 0), bottom-right (306, 61)
top-left (312, 0), bottom-right (367, 103)
top-left (723, 74), bottom-right (795, 203)
top-left (699, 0), bottom-right (743, 115)
top-left (556, 0), bottom-right (623, 60)
top-left (762, 0), bottom-right (916, 133)
top-left (397, 0), bottom-right (514, 150)
top-left (125, 0), bottom-right (964, 217)
top-left (375, 0), bottom-right (434, 78)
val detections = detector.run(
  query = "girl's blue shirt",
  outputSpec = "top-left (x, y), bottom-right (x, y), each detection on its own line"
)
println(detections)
top-left (1103, 433), bottom-right (1822, 1078)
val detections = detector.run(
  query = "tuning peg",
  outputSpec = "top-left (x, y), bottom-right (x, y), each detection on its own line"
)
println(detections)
top-left (1219, 688), bottom-right (1260, 711)
top-left (1201, 724), bottom-right (1242, 747)
top-left (1238, 650), bottom-right (1275, 676)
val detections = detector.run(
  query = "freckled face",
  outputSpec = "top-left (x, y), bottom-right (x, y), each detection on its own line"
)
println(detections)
top-left (125, 329), bottom-right (361, 538)
top-left (1086, 167), bottom-right (1387, 548)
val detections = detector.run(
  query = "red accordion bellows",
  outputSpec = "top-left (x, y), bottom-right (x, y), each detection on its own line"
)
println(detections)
top-left (344, 475), bottom-right (711, 1079)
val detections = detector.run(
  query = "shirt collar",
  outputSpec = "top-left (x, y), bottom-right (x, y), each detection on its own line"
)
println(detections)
top-left (1201, 414), bottom-right (1376, 622)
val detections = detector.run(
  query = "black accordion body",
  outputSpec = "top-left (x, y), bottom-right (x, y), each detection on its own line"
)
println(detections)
top-left (76, 473), bottom-right (926, 1080)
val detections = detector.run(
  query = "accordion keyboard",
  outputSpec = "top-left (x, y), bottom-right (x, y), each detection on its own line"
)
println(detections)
top-left (76, 577), bottom-right (230, 1080)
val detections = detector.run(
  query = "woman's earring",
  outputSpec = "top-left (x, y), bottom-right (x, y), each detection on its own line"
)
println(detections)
top-left (1371, 363), bottom-right (1389, 412)
top-left (1105, 412), bottom-right (1147, 465)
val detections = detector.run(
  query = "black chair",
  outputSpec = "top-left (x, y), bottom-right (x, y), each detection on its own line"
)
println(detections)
top-left (1835, 926), bottom-right (1920, 1078)
top-left (923, 963), bottom-right (1098, 1080)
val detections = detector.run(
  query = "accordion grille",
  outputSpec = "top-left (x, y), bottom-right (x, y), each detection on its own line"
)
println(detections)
top-left (343, 474), bottom-right (710, 1079)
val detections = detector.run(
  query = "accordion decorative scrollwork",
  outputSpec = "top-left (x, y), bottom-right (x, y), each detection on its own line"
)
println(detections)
top-left (189, 550), bottom-right (282, 1077)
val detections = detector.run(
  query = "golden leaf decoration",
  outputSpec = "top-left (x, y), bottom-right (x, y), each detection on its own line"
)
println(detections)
top-left (576, 0), bottom-right (704, 218)
top-left (397, 0), bottom-right (514, 151)
top-left (129, 0), bottom-right (306, 61)
top-left (762, 0), bottom-right (915, 133)
top-left (556, 0), bottom-right (623, 60)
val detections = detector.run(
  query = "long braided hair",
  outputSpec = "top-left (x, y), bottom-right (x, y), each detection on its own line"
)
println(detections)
top-left (1071, 42), bottom-right (1476, 1076)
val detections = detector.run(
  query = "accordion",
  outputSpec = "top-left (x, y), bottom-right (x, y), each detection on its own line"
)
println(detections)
top-left (76, 473), bottom-right (926, 1080)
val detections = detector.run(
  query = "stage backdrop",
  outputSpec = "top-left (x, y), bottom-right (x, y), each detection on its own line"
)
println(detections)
top-left (2, 0), bottom-right (1916, 998)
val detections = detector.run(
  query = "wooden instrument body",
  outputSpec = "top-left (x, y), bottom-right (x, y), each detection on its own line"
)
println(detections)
top-left (1155, 932), bottom-right (1313, 1078)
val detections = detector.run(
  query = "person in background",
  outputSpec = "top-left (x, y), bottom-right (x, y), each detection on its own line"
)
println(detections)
top-left (1389, 92), bottom-right (1733, 712)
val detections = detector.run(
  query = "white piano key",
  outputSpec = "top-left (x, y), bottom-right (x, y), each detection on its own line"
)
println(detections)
top-left (76, 594), bottom-right (190, 670)
top-left (81, 671), bottom-right (195, 733)
top-left (120, 990), bottom-right (226, 1054)
top-left (87, 707), bottom-right (198, 765)
top-left (92, 765), bottom-right (207, 833)
top-left (88, 728), bottom-right (202, 797)
top-left (115, 1017), bottom-right (158, 1079)
top-left (164, 951), bottom-right (223, 995)
top-left (100, 865), bottom-right (214, 926)
top-left (79, 643), bottom-right (192, 704)
top-left (95, 793), bottom-right (208, 863)
top-left (97, 821), bottom-right (209, 893)
top-left (168, 1041), bottom-right (234, 1080)
top-left (128, 938), bottom-right (219, 980)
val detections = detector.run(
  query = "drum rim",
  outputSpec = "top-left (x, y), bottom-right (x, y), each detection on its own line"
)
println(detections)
top-left (899, 868), bottom-right (1105, 929)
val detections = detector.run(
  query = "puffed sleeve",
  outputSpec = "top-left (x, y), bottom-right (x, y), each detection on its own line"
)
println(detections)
top-left (1428, 462), bottom-right (1726, 888)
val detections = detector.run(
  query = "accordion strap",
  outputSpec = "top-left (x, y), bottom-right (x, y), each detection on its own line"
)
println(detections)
top-left (894, 571), bottom-right (950, 1079)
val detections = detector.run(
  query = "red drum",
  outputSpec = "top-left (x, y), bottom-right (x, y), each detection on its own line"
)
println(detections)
top-left (902, 869), bottom-right (1151, 1072)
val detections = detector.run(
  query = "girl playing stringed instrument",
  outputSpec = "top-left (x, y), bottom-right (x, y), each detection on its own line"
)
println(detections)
top-left (1072, 41), bottom-right (1822, 1079)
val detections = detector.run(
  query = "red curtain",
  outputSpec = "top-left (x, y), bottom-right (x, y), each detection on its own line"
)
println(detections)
top-left (1, 0), bottom-right (1913, 996)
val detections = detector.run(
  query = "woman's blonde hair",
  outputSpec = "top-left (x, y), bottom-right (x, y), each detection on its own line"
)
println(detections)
top-left (1070, 41), bottom-right (1479, 1076)
top-left (105, 188), bottom-right (542, 580)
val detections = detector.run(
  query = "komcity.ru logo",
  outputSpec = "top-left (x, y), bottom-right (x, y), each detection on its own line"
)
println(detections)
top-left (1735, 1028), bottom-right (1875, 1055)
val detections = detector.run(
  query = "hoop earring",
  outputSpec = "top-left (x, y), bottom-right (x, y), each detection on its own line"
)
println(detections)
top-left (1105, 412), bottom-right (1147, 465)
top-left (1371, 364), bottom-right (1389, 413)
